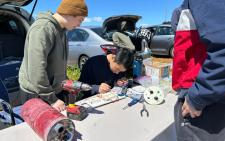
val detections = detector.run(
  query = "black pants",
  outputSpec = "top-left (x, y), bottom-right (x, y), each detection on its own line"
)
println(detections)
top-left (174, 92), bottom-right (225, 141)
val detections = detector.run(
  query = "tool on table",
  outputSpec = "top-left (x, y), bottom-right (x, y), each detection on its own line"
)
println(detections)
top-left (21, 98), bottom-right (75, 141)
top-left (62, 80), bottom-right (92, 92)
top-left (136, 95), bottom-right (149, 117)
top-left (123, 98), bottom-right (139, 110)
top-left (140, 102), bottom-right (149, 117)
top-left (62, 80), bottom-right (90, 120)
top-left (122, 89), bottom-right (143, 110)
top-left (66, 104), bottom-right (88, 121)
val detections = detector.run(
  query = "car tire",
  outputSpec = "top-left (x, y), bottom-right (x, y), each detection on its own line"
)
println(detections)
top-left (169, 46), bottom-right (174, 58)
top-left (78, 55), bottom-right (89, 69)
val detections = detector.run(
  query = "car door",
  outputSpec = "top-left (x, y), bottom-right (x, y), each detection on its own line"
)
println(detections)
top-left (67, 28), bottom-right (89, 65)
top-left (150, 26), bottom-right (174, 55)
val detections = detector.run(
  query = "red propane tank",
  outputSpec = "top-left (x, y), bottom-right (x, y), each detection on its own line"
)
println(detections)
top-left (21, 98), bottom-right (75, 141)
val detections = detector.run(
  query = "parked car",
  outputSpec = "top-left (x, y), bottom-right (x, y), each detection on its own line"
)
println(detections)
top-left (102, 15), bottom-right (141, 41)
top-left (0, 0), bottom-right (35, 106)
top-left (103, 15), bottom-right (151, 55)
top-left (147, 24), bottom-right (174, 57)
top-left (67, 27), bottom-right (113, 69)
top-left (67, 15), bottom-right (152, 69)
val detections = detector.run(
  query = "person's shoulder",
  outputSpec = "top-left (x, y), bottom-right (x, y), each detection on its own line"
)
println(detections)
top-left (88, 55), bottom-right (106, 62)
top-left (83, 55), bottom-right (107, 69)
top-left (29, 23), bottom-right (54, 35)
top-left (30, 13), bottom-right (57, 34)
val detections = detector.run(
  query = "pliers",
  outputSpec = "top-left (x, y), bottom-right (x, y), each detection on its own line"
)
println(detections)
top-left (140, 103), bottom-right (149, 117)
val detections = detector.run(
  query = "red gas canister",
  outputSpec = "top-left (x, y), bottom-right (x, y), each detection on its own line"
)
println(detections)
top-left (21, 98), bottom-right (75, 141)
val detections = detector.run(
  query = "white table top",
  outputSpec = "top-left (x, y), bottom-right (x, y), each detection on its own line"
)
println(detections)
top-left (0, 94), bottom-right (177, 141)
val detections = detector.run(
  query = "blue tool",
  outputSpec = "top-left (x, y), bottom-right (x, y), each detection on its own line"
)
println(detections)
top-left (122, 99), bottom-right (139, 110)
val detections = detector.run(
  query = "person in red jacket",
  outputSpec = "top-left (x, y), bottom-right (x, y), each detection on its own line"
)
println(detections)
top-left (172, 0), bottom-right (225, 140)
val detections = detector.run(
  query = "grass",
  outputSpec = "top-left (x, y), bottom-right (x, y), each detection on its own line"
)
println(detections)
top-left (67, 65), bottom-right (81, 80)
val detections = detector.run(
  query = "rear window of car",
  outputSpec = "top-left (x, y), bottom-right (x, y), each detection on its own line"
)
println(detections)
top-left (90, 27), bottom-right (105, 39)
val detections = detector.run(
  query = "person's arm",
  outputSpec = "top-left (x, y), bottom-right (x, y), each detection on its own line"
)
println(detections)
top-left (78, 59), bottom-right (100, 94)
top-left (27, 26), bottom-right (57, 102)
top-left (186, 42), bottom-right (225, 110)
top-left (78, 59), bottom-right (92, 84)
top-left (171, 7), bottom-right (182, 32)
top-left (186, 0), bottom-right (225, 110)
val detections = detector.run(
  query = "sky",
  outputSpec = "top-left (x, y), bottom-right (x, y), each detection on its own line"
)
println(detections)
top-left (24, 0), bottom-right (182, 27)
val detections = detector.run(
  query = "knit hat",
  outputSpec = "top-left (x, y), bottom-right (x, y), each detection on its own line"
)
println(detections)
top-left (57, 0), bottom-right (88, 17)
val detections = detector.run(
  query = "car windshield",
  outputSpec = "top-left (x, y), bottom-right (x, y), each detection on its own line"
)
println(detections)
top-left (91, 27), bottom-right (105, 39)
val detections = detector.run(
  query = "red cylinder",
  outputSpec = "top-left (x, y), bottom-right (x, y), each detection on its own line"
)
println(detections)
top-left (21, 98), bottom-right (75, 141)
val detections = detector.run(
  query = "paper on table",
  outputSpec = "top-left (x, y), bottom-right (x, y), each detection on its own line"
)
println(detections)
top-left (75, 87), bottom-right (126, 108)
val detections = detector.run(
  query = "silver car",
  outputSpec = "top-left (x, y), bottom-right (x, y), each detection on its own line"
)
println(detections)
top-left (67, 27), bottom-right (113, 68)
top-left (148, 24), bottom-right (174, 57)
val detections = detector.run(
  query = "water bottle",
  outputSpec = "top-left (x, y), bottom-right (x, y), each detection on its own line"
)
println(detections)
top-left (133, 55), bottom-right (143, 78)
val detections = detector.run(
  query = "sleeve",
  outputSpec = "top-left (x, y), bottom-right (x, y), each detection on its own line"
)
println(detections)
top-left (78, 59), bottom-right (92, 84)
top-left (186, 0), bottom-right (225, 110)
top-left (26, 26), bottom-right (57, 102)
top-left (187, 41), bottom-right (225, 110)
top-left (91, 85), bottom-right (100, 95)
top-left (78, 59), bottom-right (100, 95)
top-left (171, 7), bottom-right (182, 32)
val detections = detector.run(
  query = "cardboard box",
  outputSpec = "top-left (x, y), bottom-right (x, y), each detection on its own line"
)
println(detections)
top-left (143, 58), bottom-right (171, 78)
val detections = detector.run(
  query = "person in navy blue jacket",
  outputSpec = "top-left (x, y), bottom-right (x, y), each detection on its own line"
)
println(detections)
top-left (172, 0), bottom-right (225, 140)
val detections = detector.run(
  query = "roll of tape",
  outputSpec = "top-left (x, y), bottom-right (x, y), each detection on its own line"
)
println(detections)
top-left (144, 86), bottom-right (164, 105)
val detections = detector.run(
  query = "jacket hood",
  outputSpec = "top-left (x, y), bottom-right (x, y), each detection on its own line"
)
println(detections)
top-left (36, 12), bottom-right (64, 32)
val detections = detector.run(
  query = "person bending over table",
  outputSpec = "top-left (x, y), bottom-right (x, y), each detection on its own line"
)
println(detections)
top-left (78, 47), bottom-right (134, 99)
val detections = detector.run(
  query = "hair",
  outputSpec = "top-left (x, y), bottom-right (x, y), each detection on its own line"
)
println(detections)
top-left (114, 47), bottom-right (135, 69)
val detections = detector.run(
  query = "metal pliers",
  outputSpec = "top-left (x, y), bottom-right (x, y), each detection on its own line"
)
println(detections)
top-left (140, 103), bottom-right (149, 117)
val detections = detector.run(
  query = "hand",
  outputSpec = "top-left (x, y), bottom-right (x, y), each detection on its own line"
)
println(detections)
top-left (182, 98), bottom-right (202, 118)
top-left (52, 99), bottom-right (66, 112)
top-left (116, 79), bottom-right (128, 87)
top-left (99, 83), bottom-right (111, 94)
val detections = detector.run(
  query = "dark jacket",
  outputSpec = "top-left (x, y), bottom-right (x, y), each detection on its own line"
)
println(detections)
top-left (79, 55), bottom-right (125, 96)
top-left (173, 0), bottom-right (225, 110)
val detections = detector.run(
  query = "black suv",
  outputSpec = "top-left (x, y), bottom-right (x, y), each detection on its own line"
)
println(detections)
top-left (0, 0), bottom-right (36, 106)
